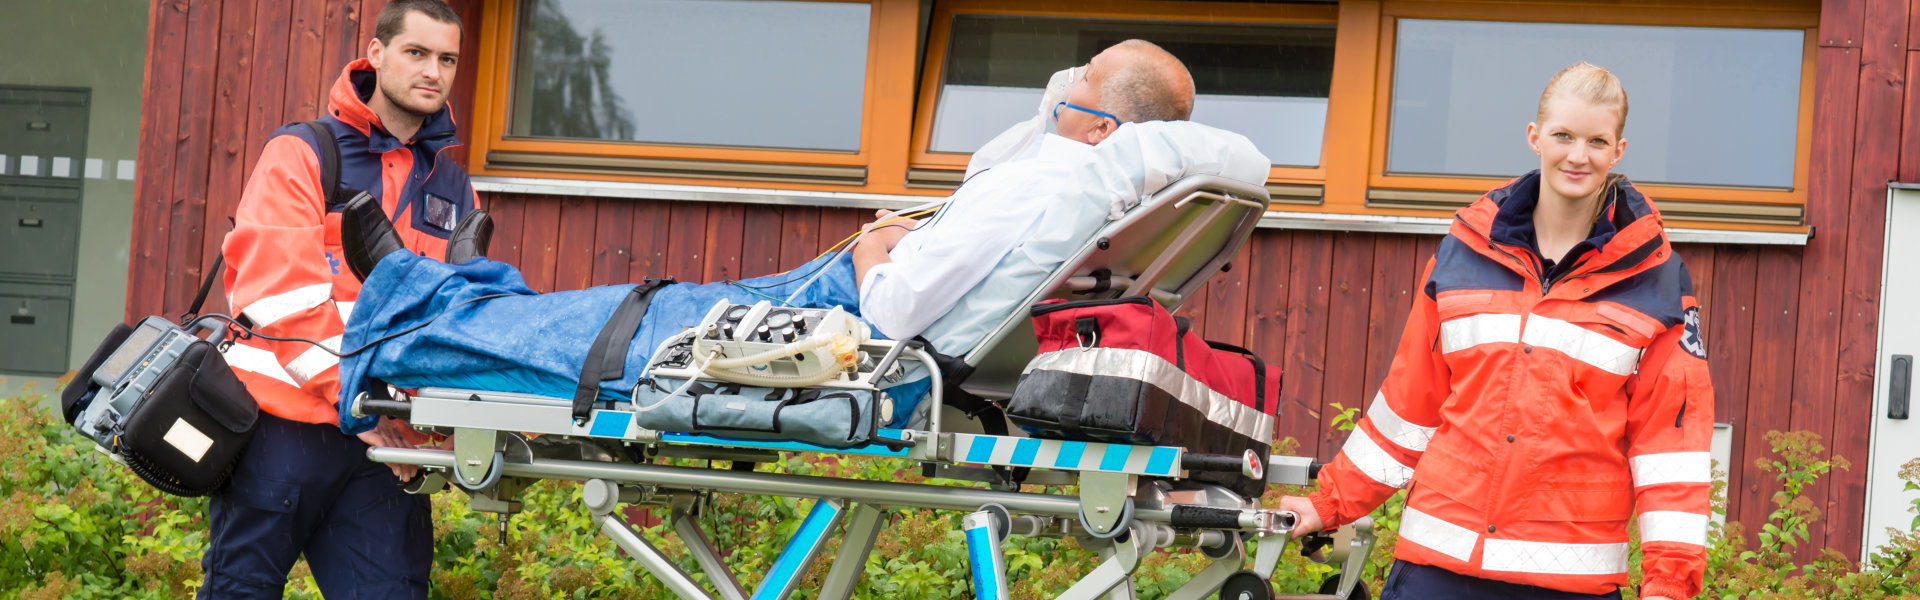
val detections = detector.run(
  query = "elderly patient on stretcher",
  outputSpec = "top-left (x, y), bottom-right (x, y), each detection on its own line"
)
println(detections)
top-left (328, 39), bottom-right (1271, 446)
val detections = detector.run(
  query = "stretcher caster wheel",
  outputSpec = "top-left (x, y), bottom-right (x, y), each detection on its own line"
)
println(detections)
top-left (1216, 570), bottom-right (1271, 600)
top-left (1317, 575), bottom-right (1370, 600)
top-left (455, 450), bottom-right (505, 491)
top-left (1077, 496), bottom-right (1135, 539)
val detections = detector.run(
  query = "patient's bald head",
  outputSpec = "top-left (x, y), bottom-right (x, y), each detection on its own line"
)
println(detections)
top-left (1056, 40), bottom-right (1196, 146)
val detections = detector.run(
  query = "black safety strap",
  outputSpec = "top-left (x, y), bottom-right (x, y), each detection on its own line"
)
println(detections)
top-left (181, 122), bottom-right (344, 324)
top-left (572, 279), bottom-right (673, 423)
top-left (915, 336), bottom-right (1028, 484)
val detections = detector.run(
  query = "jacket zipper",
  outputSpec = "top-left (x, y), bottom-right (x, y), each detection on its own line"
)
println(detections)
top-left (1455, 214), bottom-right (1534, 527)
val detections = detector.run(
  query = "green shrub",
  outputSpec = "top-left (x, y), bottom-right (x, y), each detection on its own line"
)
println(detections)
top-left (4, 381), bottom-right (1918, 599)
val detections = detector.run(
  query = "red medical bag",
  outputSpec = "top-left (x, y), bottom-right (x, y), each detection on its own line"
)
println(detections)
top-left (1005, 297), bottom-right (1279, 496)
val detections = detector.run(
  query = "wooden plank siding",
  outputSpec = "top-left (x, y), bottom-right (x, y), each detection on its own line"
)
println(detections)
top-left (123, 0), bottom-right (1920, 558)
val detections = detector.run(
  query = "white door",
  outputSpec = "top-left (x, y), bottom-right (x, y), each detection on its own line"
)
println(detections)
top-left (1866, 185), bottom-right (1920, 557)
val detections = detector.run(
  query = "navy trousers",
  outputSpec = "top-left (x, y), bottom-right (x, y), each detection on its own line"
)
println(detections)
top-left (1379, 560), bottom-right (1624, 600)
top-left (198, 414), bottom-right (432, 599)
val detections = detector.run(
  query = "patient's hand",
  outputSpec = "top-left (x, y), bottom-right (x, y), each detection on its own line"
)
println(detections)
top-left (862, 209), bottom-right (918, 252)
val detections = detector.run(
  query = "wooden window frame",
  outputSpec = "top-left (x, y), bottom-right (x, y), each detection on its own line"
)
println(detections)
top-left (906, 0), bottom-right (1341, 199)
top-left (1354, 0), bottom-right (1820, 231)
top-left (466, 0), bottom-right (933, 193)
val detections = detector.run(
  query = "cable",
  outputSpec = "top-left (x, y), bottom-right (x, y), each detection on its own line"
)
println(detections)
top-left (631, 349), bottom-right (719, 413)
top-left (727, 223), bottom-right (917, 291)
top-left (779, 202), bottom-right (943, 305)
top-left (192, 292), bottom-right (522, 359)
top-left (724, 281), bottom-right (794, 305)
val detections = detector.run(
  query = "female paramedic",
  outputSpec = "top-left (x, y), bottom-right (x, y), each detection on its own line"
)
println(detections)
top-left (1278, 63), bottom-right (1714, 600)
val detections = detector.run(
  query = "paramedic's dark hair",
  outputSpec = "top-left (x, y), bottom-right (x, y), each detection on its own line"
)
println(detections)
top-left (1100, 40), bottom-right (1195, 123)
top-left (374, 0), bottom-right (463, 45)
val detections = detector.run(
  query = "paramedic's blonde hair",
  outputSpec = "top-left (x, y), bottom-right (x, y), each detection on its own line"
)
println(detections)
top-left (1537, 62), bottom-right (1628, 136)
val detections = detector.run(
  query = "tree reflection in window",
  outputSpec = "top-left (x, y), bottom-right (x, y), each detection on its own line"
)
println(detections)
top-left (516, 0), bottom-right (637, 140)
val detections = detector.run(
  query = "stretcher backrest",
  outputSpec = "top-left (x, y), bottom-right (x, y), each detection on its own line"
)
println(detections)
top-left (956, 174), bottom-right (1272, 400)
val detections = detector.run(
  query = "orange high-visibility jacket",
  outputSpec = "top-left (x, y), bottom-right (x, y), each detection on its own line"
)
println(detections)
top-left (1309, 172), bottom-right (1714, 599)
top-left (220, 59), bottom-right (476, 426)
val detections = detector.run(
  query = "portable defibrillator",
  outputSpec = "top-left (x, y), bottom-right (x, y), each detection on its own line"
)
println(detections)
top-left (62, 315), bottom-right (259, 496)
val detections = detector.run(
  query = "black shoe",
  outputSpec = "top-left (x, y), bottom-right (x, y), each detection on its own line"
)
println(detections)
top-left (444, 208), bottom-right (492, 264)
top-left (339, 191), bottom-right (405, 282)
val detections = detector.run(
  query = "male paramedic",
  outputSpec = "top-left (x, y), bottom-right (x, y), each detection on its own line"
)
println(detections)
top-left (328, 40), bottom-right (1264, 432)
top-left (202, 1), bottom-right (490, 597)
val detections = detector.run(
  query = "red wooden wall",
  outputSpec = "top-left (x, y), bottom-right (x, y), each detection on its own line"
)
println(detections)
top-left (125, 0), bottom-right (1919, 559)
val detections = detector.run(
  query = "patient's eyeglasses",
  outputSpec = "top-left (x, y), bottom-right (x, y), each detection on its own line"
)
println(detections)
top-left (1053, 101), bottom-right (1120, 127)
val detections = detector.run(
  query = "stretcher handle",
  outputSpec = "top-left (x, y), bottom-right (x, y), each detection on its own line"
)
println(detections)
top-left (1182, 450), bottom-right (1262, 479)
top-left (359, 396), bottom-right (414, 419)
top-left (1170, 505), bottom-right (1243, 530)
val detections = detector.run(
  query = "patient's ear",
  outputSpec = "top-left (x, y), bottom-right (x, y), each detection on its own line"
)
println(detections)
top-left (1086, 120), bottom-right (1117, 145)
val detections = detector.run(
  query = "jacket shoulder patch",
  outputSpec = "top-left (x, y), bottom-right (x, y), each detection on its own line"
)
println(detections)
top-left (1678, 306), bottom-right (1706, 359)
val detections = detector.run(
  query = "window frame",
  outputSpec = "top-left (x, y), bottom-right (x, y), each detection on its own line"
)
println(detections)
top-left (906, 0), bottom-right (1341, 195)
top-left (467, 0), bottom-right (916, 189)
top-left (1357, 0), bottom-right (1819, 230)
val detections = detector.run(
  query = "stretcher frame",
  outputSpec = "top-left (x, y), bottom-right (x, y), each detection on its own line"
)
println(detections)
top-left (357, 174), bottom-right (1377, 600)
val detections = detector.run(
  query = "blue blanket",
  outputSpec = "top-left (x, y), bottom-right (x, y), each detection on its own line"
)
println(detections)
top-left (335, 249), bottom-right (887, 434)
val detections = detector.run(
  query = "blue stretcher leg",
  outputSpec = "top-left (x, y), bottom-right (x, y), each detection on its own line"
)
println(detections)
top-left (964, 510), bottom-right (1010, 600)
top-left (750, 498), bottom-right (846, 600)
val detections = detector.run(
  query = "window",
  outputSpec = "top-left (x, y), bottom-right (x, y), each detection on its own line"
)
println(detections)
top-left (507, 0), bottom-right (871, 151)
top-left (466, 0), bottom-right (1819, 231)
top-left (926, 15), bottom-right (1335, 167)
top-left (1386, 19), bottom-right (1803, 189)
top-left (1359, 2), bottom-right (1819, 228)
top-left (907, 2), bottom-right (1339, 192)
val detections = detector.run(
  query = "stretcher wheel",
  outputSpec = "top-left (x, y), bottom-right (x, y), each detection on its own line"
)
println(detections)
top-left (1076, 496), bottom-right (1135, 539)
top-left (1317, 575), bottom-right (1370, 600)
top-left (455, 450), bottom-right (505, 491)
top-left (1215, 570), bottom-right (1271, 600)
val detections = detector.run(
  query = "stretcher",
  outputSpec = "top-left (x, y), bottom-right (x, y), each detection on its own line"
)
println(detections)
top-left (352, 174), bottom-right (1376, 600)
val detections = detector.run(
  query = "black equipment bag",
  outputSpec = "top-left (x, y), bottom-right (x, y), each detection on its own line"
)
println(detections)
top-left (64, 318), bottom-right (259, 496)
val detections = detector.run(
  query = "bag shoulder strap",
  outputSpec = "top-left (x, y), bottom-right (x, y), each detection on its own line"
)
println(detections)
top-left (182, 121), bottom-right (343, 323)
top-left (303, 120), bottom-right (345, 208)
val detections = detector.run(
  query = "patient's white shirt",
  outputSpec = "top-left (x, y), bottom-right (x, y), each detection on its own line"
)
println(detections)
top-left (859, 133), bottom-right (1093, 352)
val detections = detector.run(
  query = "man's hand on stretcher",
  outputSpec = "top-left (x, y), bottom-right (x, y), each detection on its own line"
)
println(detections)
top-left (357, 415), bottom-right (425, 481)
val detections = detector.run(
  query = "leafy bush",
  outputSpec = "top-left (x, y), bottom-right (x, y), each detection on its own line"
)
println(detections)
top-left (4, 381), bottom-right (1917, 599)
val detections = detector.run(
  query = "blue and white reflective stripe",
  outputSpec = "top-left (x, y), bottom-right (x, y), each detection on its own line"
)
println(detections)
top-left (963, 513), bottom-right (1008, 600)
top-left (1440, 313), bottom-right (1522, 354)
top-left (1366, 391), bottom-right (1437, 453)
top-left (951, 434), bottom-right (1180, 477)
top-left (751, 500), bottom-right (843, 600)
top-left (1630, 451), bottom-right (1712, 488)
top-left (1638, 511), bottom-right (1708, 546)
top-left (1521, 315), bottom-right (1641, 376)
